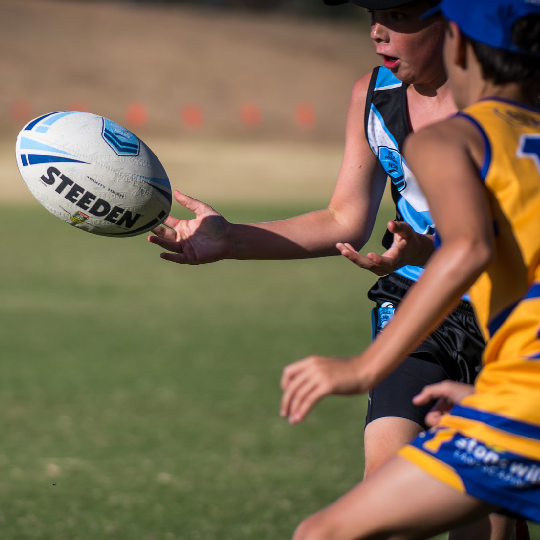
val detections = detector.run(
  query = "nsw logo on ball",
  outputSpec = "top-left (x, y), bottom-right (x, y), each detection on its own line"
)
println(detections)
top-left (101, 118), bottom-right (140, 157)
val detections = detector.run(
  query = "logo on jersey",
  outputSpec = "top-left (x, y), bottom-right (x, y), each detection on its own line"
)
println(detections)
top-left (378, 147), bottom-right (406, 191)
top-left (376, 302), bottom-right (395, 333)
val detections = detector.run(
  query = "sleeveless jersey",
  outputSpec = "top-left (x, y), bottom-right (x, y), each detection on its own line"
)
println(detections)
top-left (365, 66), bottom-right (435, 282)
top-left (437, 98), bottom-right (540, 459)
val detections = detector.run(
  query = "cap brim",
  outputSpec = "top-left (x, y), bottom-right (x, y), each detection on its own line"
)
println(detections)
top-left (421, 4), bottom-right (442, 19)
top-left (324, 0), bottom-right (419, 8)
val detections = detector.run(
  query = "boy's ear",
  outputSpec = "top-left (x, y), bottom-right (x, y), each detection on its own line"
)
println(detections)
top-left (448, 21), bottom-right (468, 69)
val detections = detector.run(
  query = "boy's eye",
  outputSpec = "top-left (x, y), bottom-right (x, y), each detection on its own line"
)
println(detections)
top-left (368, 9), bottom-right (407, 25)
top-left (390, 11), bottom-right (407, 21)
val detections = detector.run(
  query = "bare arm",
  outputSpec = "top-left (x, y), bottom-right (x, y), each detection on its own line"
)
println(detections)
top-left (149, 73), bottom-right (388, 263)
top-left (281, 117), bottom-right (493, 422)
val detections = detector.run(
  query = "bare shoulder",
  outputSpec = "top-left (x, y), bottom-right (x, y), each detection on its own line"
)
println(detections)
top-left (404, 115), bottom-right (485, 168)
top-left (349, 71), bottom-right (375, 109)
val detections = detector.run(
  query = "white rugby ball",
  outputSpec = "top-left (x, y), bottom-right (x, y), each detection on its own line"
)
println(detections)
top-left (15, 111), bottom-right (172, 237)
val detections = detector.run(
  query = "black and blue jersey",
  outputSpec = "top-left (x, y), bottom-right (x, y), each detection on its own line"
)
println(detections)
top-left (363, 67), bottom-right (483, 429)
top-left (365, 66), bottom-right (435, 282)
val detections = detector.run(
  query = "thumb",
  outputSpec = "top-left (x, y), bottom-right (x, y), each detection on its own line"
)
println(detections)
top-left (387, 221), bottom-right (413, 238)
top-left (174, 191), bottom-right (216, 216)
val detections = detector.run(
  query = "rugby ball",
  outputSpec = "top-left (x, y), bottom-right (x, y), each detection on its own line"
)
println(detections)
top-left (15, 111), bottom-right (172, 237)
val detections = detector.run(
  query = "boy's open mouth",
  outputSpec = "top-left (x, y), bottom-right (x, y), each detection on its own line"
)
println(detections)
top-left (382, 55), bottom-right (400, 69)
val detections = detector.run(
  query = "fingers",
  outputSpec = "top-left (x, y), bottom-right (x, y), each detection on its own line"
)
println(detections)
top-left (148, 193), bottom-right (216, 241)
top-left (424, 398), bottom-right (451, 427)
top-left (413, 381), bottom-right (474, 406)
top-left (337, 243), bottom-right (376, 269)
top-left (336, 243), bottom-right (394, 276)
top-left (412, 382), bottom-right (449, 406)
top-left (149, 218), bottom-right (181, 241)
top-left (159, 252), bottom-right (191, 264)
top-left (281, 370), bottom-right (320, 424)
top-left (288, 386), bottom-right (323, 424)
top-left (413, 382), bottom-right (461, 428)
top-left (336, 242), bottom-right (357, 254)
top-left (148, 231), bottom-right (204, 264)
top-left (147, 235), bottom-right (184, 253)
top-left (174, 191), bottom-right (216, 217)
top-left (280, 358), bottom-right (328, 424)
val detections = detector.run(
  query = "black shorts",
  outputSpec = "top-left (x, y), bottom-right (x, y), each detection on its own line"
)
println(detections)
top-left (365, 273), bottom-right (485, 430)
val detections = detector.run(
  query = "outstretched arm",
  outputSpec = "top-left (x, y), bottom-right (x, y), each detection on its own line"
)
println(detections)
top-left (281, 116), bottom-right (492, 423)
top-left (148, 74), bottom-right (387, 264)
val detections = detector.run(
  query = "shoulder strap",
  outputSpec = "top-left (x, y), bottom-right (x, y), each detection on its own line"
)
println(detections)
top-left (364, 66), bottom-right (381, 144)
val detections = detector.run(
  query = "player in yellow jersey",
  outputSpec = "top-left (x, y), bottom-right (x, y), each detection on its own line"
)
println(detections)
top-left (280, 0), bottom-right (540, 538)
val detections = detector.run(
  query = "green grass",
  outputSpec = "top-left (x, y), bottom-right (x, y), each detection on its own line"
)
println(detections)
top-left (0, 203), bottom-right (538, 540)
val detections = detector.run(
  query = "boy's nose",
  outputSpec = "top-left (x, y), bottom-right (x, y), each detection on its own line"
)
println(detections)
top-left (370, 22), bottom-right (389, 43)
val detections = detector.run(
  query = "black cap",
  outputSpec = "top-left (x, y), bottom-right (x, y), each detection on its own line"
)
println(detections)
top-left (324, 0), bottom-right (418, 8)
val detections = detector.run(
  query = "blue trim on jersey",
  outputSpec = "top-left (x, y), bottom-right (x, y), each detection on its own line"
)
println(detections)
top-left (480, 96), bottom-right (540, 115)
top-left (488, 302), bottom-right (518, 337)
top-left (374, 67), bottom-right (402, 90)
top-left (488, 283), bottom-right (540, 336)
top-left (456, 113), bottom-right (492, 180)
top-left (526, 283), bottom-right (540, 300)
top-left (451, 404), bottom-right (540, 441)
top-left (393, 196), bottom-right (434, 282)
top-left (397, 197), bottom-right (433, 235)
top-left (395, 265), bottom-right (423, 282)
top-left (434, 231), bottom-right (442, 249)
top-left (370, 104), bottom-right (400, 150)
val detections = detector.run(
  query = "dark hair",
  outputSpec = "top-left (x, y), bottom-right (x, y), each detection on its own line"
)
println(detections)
top-left (470, 15), bottom-right (540, 86)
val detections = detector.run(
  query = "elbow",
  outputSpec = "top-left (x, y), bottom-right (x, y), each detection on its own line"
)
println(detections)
top-left (476, 241), bottom-right (495, 270)
top-left (327, 206), bottom-right (370, 249)
top-left (450, 235), bottom-right (494, 276)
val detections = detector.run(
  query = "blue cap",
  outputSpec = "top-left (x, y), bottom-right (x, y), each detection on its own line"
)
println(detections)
top-left (424, 0), bottom-right (540, 56)
top-left (325, 0), bottom-right (416, 7)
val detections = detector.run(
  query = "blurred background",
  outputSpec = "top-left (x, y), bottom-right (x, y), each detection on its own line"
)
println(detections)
top-left (1, 0), bottom-right (379, 203)
top-left (0, 2), bottom-right (470, 540)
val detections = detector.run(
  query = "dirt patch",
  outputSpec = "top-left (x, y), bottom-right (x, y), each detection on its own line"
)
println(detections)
top-left (0, 0), bottom-right (378, 141)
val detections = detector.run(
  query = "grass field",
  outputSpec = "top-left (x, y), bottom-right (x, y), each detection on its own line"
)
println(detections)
top-left (2, 201), bottom-right (540, 539)
top-left (0, 201), bottom-right (383, 540)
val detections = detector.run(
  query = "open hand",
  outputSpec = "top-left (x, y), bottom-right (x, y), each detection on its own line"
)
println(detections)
top-left (148, 191), bottom-right (231, 264)
top-left (337, 221), bottom-right (433, 276)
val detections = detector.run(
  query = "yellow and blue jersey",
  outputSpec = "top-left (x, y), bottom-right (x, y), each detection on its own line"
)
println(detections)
top-left (400, 98), bottom-right (540, 521)
top-left (438, 98), bottom-right (540, 456)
